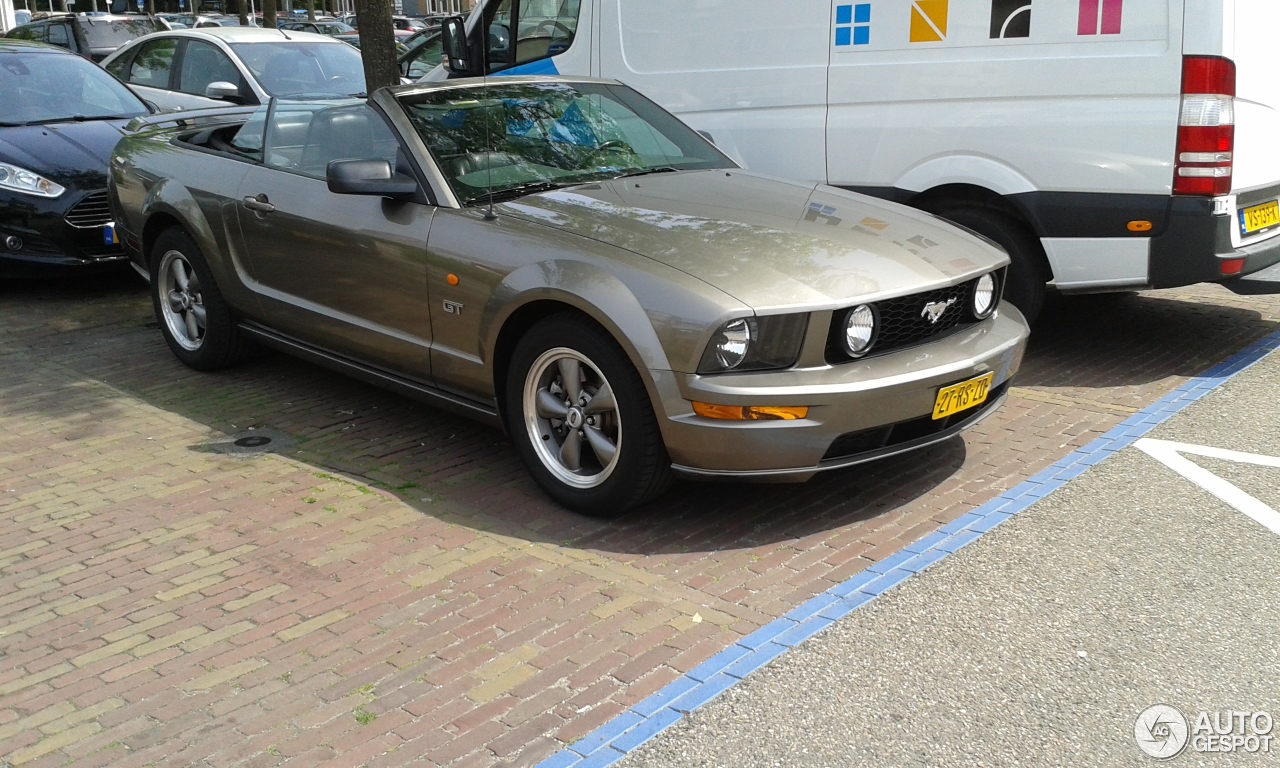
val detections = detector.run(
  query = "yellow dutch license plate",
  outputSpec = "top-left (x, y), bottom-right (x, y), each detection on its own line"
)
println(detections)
top-left (932, 372), bottom-right (994, 421)
top-left (1239, 200), bottom-right (1280, 236)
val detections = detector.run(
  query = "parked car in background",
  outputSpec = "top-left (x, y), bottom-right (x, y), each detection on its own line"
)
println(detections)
top-left (334, 27), bottom-right (415, 53)
top-left (5, 13), bottom-right (167, 61)
top-left (101, 27), bottom-right (365, 111)
top-left (0, 39), bottom-right (151, 277)
top-left (279, 20), bottom-right (353, 37)
top-left (108, 77), bottom-right (1028, 515)
top-left (338, 13), bottom-right (429, 32)
top-left (398, 26), bottom-right (441, 80)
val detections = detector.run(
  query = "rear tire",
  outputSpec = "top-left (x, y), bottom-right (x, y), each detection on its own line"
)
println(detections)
top-left (150, 227), bottom-right (253, 371)
top-left (928, 204), bottom-right (1050, 324)
top-left (505, 314), bottom-right (673, 516)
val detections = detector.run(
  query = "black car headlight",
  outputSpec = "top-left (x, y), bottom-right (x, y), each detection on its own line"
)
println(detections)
top-left (0, 162), bottom-right (65, 198)
top-left (698, 314), bottom-right (809, 374)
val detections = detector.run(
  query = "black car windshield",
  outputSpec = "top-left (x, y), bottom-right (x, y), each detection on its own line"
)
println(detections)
top-left (396, 81), bottom-right (734, 206)
top-left (0, 51), bottom-right (148, 125)
top-left (229, 41), bottom-right (366, 98)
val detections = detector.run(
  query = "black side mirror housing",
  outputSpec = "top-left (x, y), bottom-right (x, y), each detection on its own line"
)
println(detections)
top-left (441, 15), bottom-right (471, 75)
top-left (327, 159), bottom-right (418, 199)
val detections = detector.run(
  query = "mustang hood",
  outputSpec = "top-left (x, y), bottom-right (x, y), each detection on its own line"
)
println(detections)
top-left (0, 119), bottom-right (130, 193)
top-left (500, 170), bottom-right (1008, 311)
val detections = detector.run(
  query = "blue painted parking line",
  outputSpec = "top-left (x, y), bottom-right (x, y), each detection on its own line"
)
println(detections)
top-left (535, 328), bottom-right (1280, 768)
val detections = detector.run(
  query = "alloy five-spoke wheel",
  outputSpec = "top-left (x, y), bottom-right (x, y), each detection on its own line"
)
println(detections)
top-left (523, 348), bottom-right (621, 488)
top-left (158, 249), bottom-right (206, 351)
top-left (506, 315), bottom-right (673, 516)
top-left (149, 227), bottom-right (253, 371)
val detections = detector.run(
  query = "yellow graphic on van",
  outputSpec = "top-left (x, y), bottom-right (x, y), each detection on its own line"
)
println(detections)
top-left (909, 0), bottom-right (948, 43)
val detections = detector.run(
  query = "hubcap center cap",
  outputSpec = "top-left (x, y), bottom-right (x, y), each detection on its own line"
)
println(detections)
top-left (565, 407), bottom-right (584, 430)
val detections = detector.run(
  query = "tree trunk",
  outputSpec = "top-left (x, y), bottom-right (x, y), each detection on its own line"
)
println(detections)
top-left (145, 0), bottom-right (155, 16)
top-left (354, 0), bottom-right (398, 93)
top-left (262, 0), bottom-right (276, 28)
top-left (239, 0), bottom-right (249, 27)
top-left (305, 0), bottom-right (314, 21)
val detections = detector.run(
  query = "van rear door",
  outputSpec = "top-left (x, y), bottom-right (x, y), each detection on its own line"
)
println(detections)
top-left (1223, 1), bottom-right (1280, 193)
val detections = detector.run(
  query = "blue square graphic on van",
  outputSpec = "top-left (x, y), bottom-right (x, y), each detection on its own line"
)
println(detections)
top-left (835, 4), bottom-right (871, 47)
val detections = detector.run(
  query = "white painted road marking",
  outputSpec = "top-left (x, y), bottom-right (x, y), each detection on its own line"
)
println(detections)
top-left (1135, 439), bottom-right (1280, 536)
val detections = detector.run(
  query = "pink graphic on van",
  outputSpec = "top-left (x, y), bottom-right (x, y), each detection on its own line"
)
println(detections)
top-left (1078, 0), bottom-right (1122, 35)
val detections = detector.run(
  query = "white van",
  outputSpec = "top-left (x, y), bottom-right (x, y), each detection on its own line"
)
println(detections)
top-left (433, 0), bottom-right (1280, 321)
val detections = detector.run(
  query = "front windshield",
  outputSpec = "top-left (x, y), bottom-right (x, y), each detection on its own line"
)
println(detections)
top-left (397, 81), bottom-right (733, 206)
top-left (0, 51), bottom-right (149, 126)
top-left (229, 41), bottom-right (366, 98)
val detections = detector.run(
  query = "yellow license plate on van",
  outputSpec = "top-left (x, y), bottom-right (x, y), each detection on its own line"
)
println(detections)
top-left (1240, 200), bottom-right (1280, 236)
top-left (932, 372), bottom-right (994, 420)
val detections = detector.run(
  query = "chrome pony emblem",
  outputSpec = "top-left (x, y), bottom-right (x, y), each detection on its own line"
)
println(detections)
top-left (921, 298), bottom-right (957, 324)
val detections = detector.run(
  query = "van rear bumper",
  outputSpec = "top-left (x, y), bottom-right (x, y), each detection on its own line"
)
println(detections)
top-left (1146, 190), bottom-right (1280, 288)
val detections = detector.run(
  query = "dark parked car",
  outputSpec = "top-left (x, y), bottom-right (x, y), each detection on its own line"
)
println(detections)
top-left (5, 13), bottom-right (167, 62)
top-left (0, 39), bottom-right (150, 277)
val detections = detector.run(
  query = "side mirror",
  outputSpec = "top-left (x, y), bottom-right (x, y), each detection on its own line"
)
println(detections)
top-left (440, 15), bottom-right (470, 74)
top-left (205, 81), bottom-right (241, 101)
top-left (327, 159), bottom-right (418, 199)
top-left (697, 130), bottom-right (716, 145)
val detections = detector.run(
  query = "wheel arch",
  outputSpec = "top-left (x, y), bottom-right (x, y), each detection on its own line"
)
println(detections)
top-left (908, 183), bottom-right (1053, 279)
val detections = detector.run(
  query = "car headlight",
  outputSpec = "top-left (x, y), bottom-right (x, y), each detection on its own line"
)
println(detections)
top-left (971, 272), bottom-right (997, 319)
top-left (843, 304), bottom-right (877, 357)
top-left (698, 314), bottom-right (809, 374)
top-left (0, 162), bottom-right (64, 199)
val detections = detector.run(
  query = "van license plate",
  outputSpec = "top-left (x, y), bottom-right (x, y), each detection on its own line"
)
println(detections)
top-left (1239, 200), bottom-right (1280, 236)
top-left (932, 372), bottom-right (994, 421)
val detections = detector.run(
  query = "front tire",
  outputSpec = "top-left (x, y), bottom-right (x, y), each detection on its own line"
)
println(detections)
top-left (505, 314), bottom-right (673, 516)
top-left (150, 227), bottom-right (252, 371)
top-left (928, 204), bottom-right (1050, 324)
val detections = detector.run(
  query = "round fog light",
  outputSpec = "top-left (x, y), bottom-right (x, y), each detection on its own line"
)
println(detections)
top-left (844, 304), bottom-right (877, 357)
top-left (5, 235), bottom-right (23, 251)
top-left (972, 273), bottom-right (996, 319)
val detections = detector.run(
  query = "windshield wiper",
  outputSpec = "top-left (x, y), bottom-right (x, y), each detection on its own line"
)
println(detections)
top-left (472, 180), bottom-right (570, 204)
top-left (37, 115), bottom-right (130, 125)
top-left (613, 166), bottom-right (682, 179)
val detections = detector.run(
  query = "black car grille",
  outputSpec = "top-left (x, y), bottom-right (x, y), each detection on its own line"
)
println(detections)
top-left (64, 191), bottom-right (113, 229)
top-left (825, 272), bottom-right (1002, 364)
top-left (822, 381), bottom-right (1009, 462)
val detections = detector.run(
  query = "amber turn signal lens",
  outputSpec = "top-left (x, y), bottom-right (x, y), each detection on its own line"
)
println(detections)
top-left (691, 402), bottom-right (808, 421)
top-left (1127, 220), bottom-right (1153, 232)
top-left (446, 273), bottom-right (460, 286)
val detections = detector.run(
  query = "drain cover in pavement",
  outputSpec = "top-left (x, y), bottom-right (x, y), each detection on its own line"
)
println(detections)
top-left (195, 428), bottom-right (296, 456)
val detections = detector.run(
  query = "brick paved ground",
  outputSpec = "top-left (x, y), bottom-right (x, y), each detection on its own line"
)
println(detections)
top-left (2, 274), bottom-right (1278, 767)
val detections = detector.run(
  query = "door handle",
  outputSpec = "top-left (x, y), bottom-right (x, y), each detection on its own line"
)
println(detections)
top-left (242, 194), bottom-right (275, 213)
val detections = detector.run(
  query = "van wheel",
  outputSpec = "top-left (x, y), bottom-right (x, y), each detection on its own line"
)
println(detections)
top-left (505, 314), bottom-right (673, 516)
top-left (150, 227), bottom-right (253, 371)
top-left (931, 205), bottom-right (1049, 324)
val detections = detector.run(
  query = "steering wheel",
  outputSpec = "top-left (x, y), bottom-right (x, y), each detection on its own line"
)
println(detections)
top-left (533, 19), bottom-right (573, 38)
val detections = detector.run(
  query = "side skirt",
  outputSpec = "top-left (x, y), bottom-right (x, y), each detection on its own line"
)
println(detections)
top-left (237, 322), bottom-right (503, 430)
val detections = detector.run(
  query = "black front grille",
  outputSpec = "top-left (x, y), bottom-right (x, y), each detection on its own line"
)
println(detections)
top-left (826, 272), bottom-right (1002, 364)
top-left (822, 381), bottom-right (1009, 462)
top-left (65, 191), bottom-right (113, 229)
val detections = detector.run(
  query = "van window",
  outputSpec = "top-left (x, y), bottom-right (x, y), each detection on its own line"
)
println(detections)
top-left (486, 0), bottom-right (580, 71)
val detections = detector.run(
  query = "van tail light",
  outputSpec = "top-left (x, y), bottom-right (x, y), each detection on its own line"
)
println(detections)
top-left (1174, 56), bottom-right (1236, 196)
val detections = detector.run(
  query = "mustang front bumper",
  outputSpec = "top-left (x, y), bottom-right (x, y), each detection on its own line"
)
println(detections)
top-left (650, 303), bottom-right (1029, 480)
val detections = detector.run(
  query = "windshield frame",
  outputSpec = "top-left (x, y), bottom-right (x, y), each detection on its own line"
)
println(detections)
top-left (392, 80), bottom-right (736, 207)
